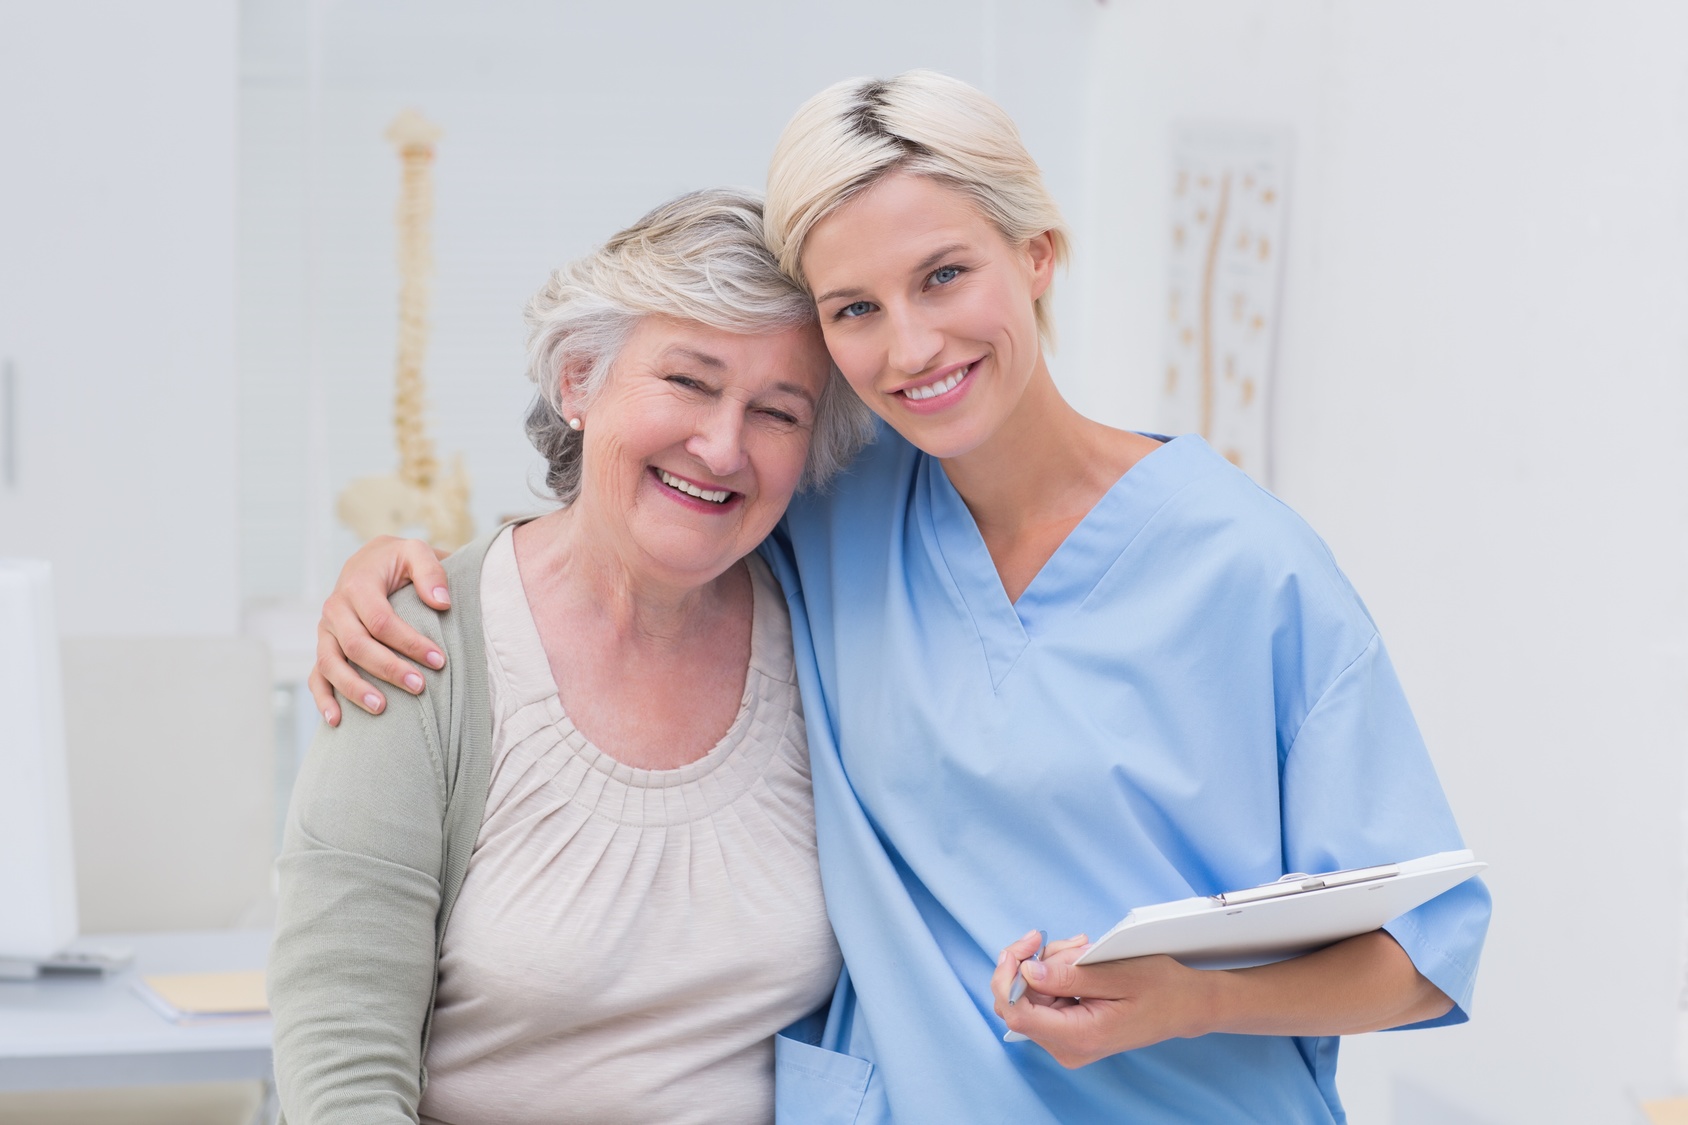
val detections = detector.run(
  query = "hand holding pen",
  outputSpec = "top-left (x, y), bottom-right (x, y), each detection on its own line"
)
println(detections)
top-left (992, 929), bottom-right (1090, 1041)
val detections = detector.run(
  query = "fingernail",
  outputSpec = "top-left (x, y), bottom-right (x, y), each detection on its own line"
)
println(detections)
top-left (321, 709), bottom-right (334, 725)
top-left (404, 673), bottom-right (424, 692)
top-left (1023, 961), bottom-right (1047, 983)
top-left (1022, 928), bottom-right (1041, 943)
top-left (425, 650), bottom-right (445, 669)
top-left (997, 949), bottom-right (1010, 969)
top-left (433, 586), bottom-right (451, 604)
top-left (363, 693), bottom-right (382, 711)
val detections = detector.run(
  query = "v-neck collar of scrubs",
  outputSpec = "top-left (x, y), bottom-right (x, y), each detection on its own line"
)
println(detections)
top-left (922, 433), bottom-right (1214, 687)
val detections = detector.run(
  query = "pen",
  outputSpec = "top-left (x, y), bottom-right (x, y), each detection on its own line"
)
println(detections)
top-left (1008, 930), bottom-right (1047, 1005)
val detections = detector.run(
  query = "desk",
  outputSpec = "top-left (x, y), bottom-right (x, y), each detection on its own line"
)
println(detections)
top-left (0, 929), bottom-right (271, 1092)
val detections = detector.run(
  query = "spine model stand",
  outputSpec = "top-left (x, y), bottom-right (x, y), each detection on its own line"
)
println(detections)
top-left (336, 109), bottom-right (475, 552)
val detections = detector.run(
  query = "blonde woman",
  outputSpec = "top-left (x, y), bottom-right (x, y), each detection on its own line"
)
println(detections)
top-left (311, 74), bottom-right (1488, 1123)
top-left (269, 190), bottom-right (872, 1125)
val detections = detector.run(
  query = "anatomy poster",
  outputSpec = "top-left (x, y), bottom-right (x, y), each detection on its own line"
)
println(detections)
top-left (1160, 126), bottom-right (1291, 484)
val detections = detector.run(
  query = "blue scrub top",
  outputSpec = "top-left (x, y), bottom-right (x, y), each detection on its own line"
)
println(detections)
top-left (759, 426), bottom-right (1490, 1124)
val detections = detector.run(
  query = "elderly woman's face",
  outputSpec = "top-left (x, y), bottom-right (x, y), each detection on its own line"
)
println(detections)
top-left (575, 315), bottom-right (830, 587)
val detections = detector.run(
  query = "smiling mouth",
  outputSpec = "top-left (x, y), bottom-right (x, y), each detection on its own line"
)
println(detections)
top-left (657, 468), bottom-right (735, 505)
top-left (900, 361), bottom-right (975, 401)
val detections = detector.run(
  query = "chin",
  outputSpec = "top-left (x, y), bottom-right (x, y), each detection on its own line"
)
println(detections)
top-left (879, 409), bottom-right (994, 462)
top-left (633, 530), bottom-right (745, 584)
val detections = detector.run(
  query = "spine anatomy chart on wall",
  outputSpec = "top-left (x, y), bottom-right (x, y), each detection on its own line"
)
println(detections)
top-left (1159, 126), bottom-right (1291, 485)
top-left (336, 109), bottom-right (475, 552)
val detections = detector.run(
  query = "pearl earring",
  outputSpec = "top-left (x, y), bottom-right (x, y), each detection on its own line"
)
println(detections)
top-left (567, 417), bottom-right (582, 431)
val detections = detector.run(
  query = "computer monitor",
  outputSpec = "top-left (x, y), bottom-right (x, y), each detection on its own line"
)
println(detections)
top-left (0, 559), bottom-right (78, 962)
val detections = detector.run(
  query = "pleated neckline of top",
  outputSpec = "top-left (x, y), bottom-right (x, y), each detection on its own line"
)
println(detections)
top-left (477, 525), bottom-right (799, 828)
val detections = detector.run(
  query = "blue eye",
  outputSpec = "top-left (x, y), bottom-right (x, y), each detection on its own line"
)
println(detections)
top-left (930, 265), bottom-right (963, 286)
top-left (838, 301), bottom-right (874, 319)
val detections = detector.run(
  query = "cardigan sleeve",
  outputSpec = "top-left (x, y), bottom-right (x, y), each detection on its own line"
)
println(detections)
top-left (269, 624), bottom-right (452, 1125)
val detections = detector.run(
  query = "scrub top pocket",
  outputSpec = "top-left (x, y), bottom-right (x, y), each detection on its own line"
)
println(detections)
top-left (774, 1032), bottom-right (880, 1125)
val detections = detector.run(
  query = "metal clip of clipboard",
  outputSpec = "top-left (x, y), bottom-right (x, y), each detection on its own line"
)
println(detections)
top-left (1212, 862), bottom-right (1401, 908)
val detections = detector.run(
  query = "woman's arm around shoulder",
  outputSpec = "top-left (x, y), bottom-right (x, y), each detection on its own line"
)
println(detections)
top-left (309, 535), bottom-right (453, 725)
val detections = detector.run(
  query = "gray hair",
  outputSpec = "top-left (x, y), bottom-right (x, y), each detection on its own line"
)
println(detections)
top-left (524, 188), bottom-right (875, 504)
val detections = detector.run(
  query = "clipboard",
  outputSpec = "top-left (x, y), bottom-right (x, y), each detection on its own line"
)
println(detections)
top-left (1002, 849), bottom-right (1483, 1042)
top-left (1074, 849), bottom-right (1485, 970)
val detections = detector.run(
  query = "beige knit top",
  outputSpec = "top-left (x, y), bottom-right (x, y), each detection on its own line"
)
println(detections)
top-left (416, 528), bottom-right (841, 1125)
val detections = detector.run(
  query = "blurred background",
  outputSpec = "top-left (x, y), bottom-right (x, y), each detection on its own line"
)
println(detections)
top-left (1, 1), bottom-right (1685, 1122)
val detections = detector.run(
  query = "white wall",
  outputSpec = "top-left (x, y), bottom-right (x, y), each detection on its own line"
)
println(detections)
top-left (0, 0), bottom-right (239, 637)
top-left (61, 638), bottom-right (274, 933)
top-left (236, 0), bottom-right (1099, 612)
top-left (1082, 3), bottom-right (1688, 1121)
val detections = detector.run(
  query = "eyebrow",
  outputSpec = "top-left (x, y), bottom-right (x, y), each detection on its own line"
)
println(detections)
top-left (663, 346), bottom-right (725, 369)
top-left (814, 242), bottom-right (970, 305)
top-left (913, 242), bottom-right (969, 275)
top-left (663, 347), bottom-right (816, 405)
top-left (771, 381), bottom-right (817, 406)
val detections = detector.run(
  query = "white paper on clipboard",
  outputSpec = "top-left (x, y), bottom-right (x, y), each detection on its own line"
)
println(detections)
top-left (1074, 849), bottom-right (1485, 971)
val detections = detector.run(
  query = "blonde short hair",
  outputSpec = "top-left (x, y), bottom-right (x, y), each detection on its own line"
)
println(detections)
top-left (524, 188), bottom-right (874, 504)
top-left (764, 70), bottom-right (1070, 347)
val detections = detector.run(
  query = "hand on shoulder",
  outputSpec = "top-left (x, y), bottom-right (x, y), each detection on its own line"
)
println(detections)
top-left (310, 535), bottom-right (453, 726)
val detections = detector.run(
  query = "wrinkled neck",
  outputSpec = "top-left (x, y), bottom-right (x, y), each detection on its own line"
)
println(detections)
top-left (514, 504), bottom-right (737, 645)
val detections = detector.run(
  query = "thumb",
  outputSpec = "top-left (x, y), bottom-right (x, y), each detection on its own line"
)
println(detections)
top-left (1022, 956), bottom-right (1089, 999)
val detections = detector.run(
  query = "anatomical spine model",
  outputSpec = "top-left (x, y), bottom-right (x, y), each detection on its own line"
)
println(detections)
top-left (337, 109), bottom-right (474, 551)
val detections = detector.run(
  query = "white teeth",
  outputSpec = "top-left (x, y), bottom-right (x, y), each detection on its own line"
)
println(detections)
top-left (903, 364), bottom-right (970, 401)
top-left (658, 469), bottom-right (731, 504)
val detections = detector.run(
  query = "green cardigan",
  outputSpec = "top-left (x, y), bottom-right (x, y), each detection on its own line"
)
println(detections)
top-left (269, 529), bottom-right (499, 1124)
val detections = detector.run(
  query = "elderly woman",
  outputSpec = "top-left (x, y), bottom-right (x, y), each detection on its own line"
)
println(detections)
top-left (268, 189), bottom-right (872, 1125)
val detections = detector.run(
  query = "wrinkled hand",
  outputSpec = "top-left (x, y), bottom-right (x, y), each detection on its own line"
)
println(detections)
top-left (308, 536), bottom-right (451, 725)
top-left (992, 934), bottom-right (1217, 1069)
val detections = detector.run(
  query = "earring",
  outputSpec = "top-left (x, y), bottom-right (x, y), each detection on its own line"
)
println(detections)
top-left (567, 417), bottom-right (582, 431)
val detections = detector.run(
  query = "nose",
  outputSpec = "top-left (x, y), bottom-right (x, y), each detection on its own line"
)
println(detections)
top-left (685, 402), bottom-right (748, 478)
top-left (885, 303), bottom-right (943, 376)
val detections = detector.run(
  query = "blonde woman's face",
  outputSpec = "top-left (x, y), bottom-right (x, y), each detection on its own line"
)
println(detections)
top-left (802, 172), bottom-right (1055, 461)
top-left (573, 315), bottom-right (829, 588)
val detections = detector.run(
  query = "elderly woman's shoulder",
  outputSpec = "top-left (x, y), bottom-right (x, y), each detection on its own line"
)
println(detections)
top-left (389, 583), bottom-right (450, 636)
top-left (398, 530), bottom-right (499, 652)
